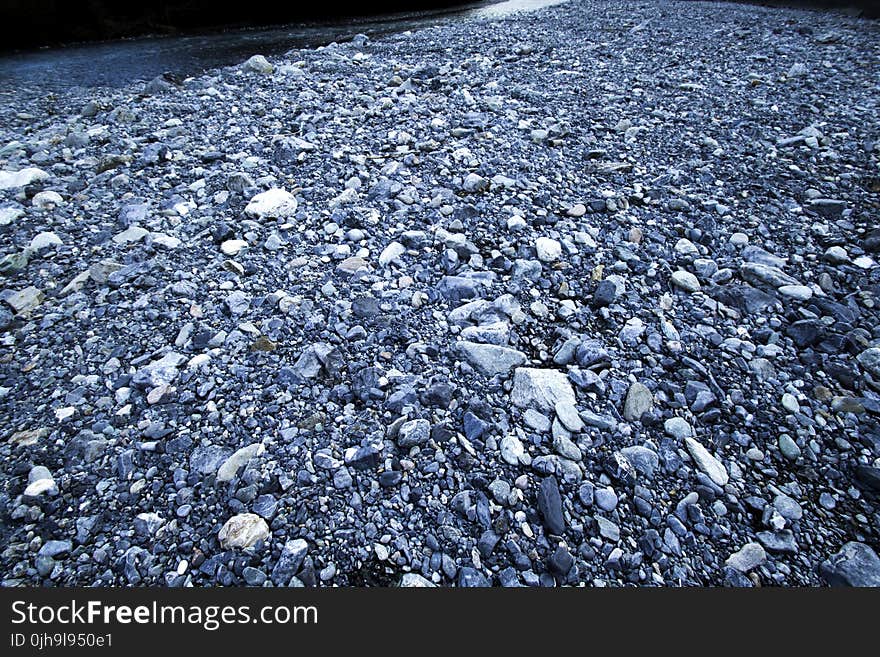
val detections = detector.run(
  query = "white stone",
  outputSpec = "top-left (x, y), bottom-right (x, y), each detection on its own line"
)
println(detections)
top-left (55, 407), bottom-right (75, 421)
top-left (245, 188), bottom-right (298, 219)
top-left (32, 191), bottom-right (63, 209)
top-left (217, 443), bottom-right (264, 482)
top-left (0, 167), bottom-right (49, 190)
top-left (221, 239), bottom-right (249, 256)
top-left (457, 341), bottom-right (526, 377)
top-left (511, 368), bottom-right (576, 413)
top-left (741, 262), bottom-right (800, 287)
top-left (0, 206), bottom-right (24, 226)
top-left (5, 286), bottom-right (44, 314)
top-left (685, 437), bottom-right (729, 486)
top-left (535, 237), bottom-right (562, 262)
top-left (378, 241), bottom-right (406, 267)
top-left (500, 434), bottom-right (526, 465)
top-left (781, 393), bottom-right (800, 414)
top-left (777, 285), bottom-right (812, 301)
top-left (218, 513), bottom-right (270, 549)
top-left (671, 270), bottom-right (700, 293)
top-left (113, 226), bottom-right (150, 244)
top-left (24, 467), bottom-right (57, 497)
top-left (725, 542), bottom-right (767, 572)
top-left (823, 246), bottom-right (849, 265)
top-left (567, 203), bottom-right (586, 217)
top-left (788, 62), bottom-right (809, 77)
top-left (857, 348), bottom-right (880, 378)
top-left (151, 233), bottom-right (181, 249)
top-left (242, 54), bottom-right (274, 74)
top-left (463, 173), bottom-right (488, 192)
top-left (400, 573), bottom-right (437, 587)
top-left (29, 231), bottom-right (62, 250)
top-left (674, 238), bottom-right (699, 255)
top-left (23, 478), bottom-right (57, 497)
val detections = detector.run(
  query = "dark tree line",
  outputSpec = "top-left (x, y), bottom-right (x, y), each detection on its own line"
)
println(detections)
top-left (0, 0), bottom-right (477, 51)
top-left (0, 0), bottom-right (876, 52)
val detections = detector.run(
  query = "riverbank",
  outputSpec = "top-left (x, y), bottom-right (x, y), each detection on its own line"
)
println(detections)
top-left (1, 0), bottom-right (879, 587)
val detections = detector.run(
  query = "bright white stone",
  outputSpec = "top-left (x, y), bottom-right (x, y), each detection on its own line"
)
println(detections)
top-left (29, 232), bottom-right (62, 250)
top-left (0, 167), bottom-right (49, 190)
top-left (671, 270), bottom-right (700, 292)
top-left (685, 437), bottom-right (729, 486)
top-left (218, 513), bottom-right (270, 549)
top-left (535, 237), bottom-right (562, 262)
top-left (378, 241), bottom-right (406, 267)
top-left (221, 239), bottom-right (249, 256)
top-left (113, 226), bottom-right (150, 244)
top-left (245, 188), bottom-right (298, 219)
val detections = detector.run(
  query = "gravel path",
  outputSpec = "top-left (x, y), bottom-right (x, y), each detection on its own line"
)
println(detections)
top-left (1, 0), bottom-right (879, 587)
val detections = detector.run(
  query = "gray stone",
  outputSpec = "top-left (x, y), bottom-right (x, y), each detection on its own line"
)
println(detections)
top-left (523, 408), bottom-right (551, 433)
top-left (773, 494), bottom-right (803, 521)
top-left (460, 321), bottom-right (510, 345)
top-left (778, 434), bottom-right (801, 460)
top-left (740, 262), bottom-right (800, 288)
top-left (671, 270), bottom-right (700, 292)
top-left (38, 539), bottom-right (72, 559)
top-left (537, 476), bottom-right (565, 535)
top-left (397, 419), bottom-right (431, 448)
top-left (555, 401), bottom-right (584, 432)
top-left (271, 539), bottom-right (309, 584)
top-left (242, 54), bottom-right (274, 74)
top-left (400, 573), bottom-right (437, 587)
top-left (618, 446), bottom-right (659, 479)
top-left (511, 368), bottom-right (576, 413)
top-left (217, 443), bottom-right (262, 483)
top-left (684, 437), bottom-right (729, 486)
top-left (664, 417), bottom-right (693, 440)
top-left (819, 542), bottom-right (880, 587)
top-left (456, 341), bottom-right (526, 377)
top-left (224, 291), bottom-right (251, 315)
top-left (596, 516), bottom-right (620, 542)
top-left (725, 542), bottom-right (767, 572)
top-left (756, 530), bottom-right (798, 554)
top-left (857, 348), bottom-right (880, 379)
top-left (553, 433), bottom-right (582, 461)
top-left (190, 445), bottom-right (233, 475)
top-left (595, 487), bottom-right (618, 512)
top-left (623, 382), bottom-right (653, 421)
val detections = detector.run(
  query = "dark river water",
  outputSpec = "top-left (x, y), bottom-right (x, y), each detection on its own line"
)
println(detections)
top-left (0, 0), bottom-right (566, 91)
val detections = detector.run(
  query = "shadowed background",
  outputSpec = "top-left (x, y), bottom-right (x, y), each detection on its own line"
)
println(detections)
top-left (0, 1), bottom-right (876, 51)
